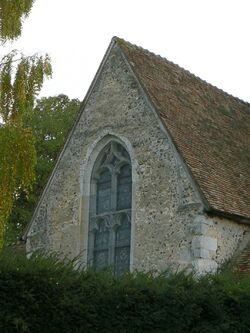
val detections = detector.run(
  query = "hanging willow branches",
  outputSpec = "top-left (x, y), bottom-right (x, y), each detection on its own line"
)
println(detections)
top-left (0, 0), bottom-right (52, 247)
top-left (0, 51), bottom-right (52, 123)
top-left (0, 125), bottom-right (36, 238)
top-left (0, 0), bottom-right (35, 42)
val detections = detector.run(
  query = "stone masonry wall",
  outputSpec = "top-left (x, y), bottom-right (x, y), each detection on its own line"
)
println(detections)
top-left (191, 214), bottom-right (249, 273)
top-left (26, 44), bottom-right (249, 274)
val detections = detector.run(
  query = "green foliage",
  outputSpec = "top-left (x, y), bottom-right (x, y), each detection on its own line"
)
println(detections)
top-left (0, 52), bottom-right (52, 246)
top-left (0, 50), bottom-right (52, 123)
top-left (26, 94), bottom-right (80, 169)
top-left (0, 125), bottom-right (36, 242)
top-left (0, 0), bottom-right (52, 248)
top-left (24, 94), bottom-right (80, 195)
top-left (5, 95), bottom-right (80, 244)
top-left (0, 252), bottom-right (250, 332)
top-left (0, 0), bottom-right (35, 42)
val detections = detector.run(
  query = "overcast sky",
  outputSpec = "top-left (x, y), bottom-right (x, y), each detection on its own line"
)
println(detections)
top-left (5, 0), bottom-right (250, 102)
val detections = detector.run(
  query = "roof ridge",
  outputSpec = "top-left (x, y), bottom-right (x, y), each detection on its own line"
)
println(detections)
top-left (114, 36), bottom-right (250, 110)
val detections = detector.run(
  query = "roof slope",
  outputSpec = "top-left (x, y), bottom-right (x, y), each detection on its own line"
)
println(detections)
top-left (116, 38), bottom-right (250, 220)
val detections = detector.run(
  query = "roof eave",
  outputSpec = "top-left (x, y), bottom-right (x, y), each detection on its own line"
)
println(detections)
top-left (205, 207), bottom-right (250, 225)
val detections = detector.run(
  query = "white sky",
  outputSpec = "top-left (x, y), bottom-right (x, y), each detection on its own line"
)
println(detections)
top-left (5, 0), bottom-right (250, 102)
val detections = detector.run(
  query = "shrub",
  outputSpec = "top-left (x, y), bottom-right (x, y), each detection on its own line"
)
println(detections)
top-left (0, 250), bottom-right (250, 332)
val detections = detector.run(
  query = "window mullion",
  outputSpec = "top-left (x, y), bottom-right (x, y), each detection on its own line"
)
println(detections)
top-left (111, 169), bottom-right (117, 211)
top-left (109, 169), bottom-right (117, 268)
top-left (108, 227), bottom-right (116, 270)
top-left (91, 180), bottom-right (97, 217)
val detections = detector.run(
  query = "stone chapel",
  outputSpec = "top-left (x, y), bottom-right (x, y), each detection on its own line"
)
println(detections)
top-left (24, 37), bottom-right (250, 275)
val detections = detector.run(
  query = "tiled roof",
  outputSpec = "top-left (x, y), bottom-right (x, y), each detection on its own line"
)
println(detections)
top-left (116, 38), bottom-right (250, 220)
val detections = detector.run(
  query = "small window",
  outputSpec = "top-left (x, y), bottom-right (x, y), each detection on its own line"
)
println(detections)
top-left (88, 142), bottom-right (132, 275)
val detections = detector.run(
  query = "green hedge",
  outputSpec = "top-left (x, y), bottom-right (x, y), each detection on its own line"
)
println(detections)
top-left (0, 250), bottom-right (250, 333)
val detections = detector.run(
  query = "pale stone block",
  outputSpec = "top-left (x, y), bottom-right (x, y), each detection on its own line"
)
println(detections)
top-left (193, 248), bottom-right (210, 259)
top-left (192, 215), bottom-right (214, 235)
top-left (192, 258), bottom-right (218, 274)
top-left (194, 215), bottom-right (214, 226)
top-left (192, 236), bottom-right (217, 252)
top-left (192, 222), bottom-right (209, 235)
top-left (203, 236), bottom-right (217, 251)
top-left (191, 235), bottom-right (202, 249)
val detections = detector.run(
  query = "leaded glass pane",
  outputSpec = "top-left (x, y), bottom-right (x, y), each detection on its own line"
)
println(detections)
top-left (115, 214), bottom-right (131, 276)
top-left (117, 164), bottom-right (132, 210)
top-left (93, 222), bottom-right (109, 270)
top-left (96, 169), bottom-right (111, 214)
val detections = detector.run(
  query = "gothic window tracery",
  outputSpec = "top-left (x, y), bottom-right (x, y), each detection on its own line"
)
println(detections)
top-left (88, 141), bottom-right (132, 275)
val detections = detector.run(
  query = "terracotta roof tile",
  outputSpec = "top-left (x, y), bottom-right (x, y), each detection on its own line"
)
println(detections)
top-left (116, 38), bottom-right (250, 220)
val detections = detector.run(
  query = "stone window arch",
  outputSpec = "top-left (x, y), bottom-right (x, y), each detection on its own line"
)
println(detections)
top-left (87, 141), bottom-right (132, 275)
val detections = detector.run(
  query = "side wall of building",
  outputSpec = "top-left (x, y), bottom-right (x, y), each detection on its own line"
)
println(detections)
top-left (26, 44), bottom-right (250, 273)
top-left (191, 214), bottom-right (249, 272)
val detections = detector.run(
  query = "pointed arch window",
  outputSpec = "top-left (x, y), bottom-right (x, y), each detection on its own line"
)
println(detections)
top-left (88, 141), bottom-right (132, 275)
